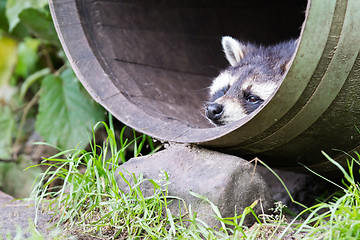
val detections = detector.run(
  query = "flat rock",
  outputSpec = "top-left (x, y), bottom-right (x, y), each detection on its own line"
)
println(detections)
top-left (116, 144), bottom-right (273, 228)
top-left (0, 191), bottom-right (53, 238)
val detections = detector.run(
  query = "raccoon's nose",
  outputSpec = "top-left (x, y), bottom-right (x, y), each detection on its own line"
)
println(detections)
top-left (206, 103), bottom-right (224, 120)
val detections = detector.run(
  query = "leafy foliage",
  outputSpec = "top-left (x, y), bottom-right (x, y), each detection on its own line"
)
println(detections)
top-left (15, 37), bottom-right (41, 77)
top-left (36, 69), bottom-right (104, 149)
top-left (5, 0), bottom-right (48, 31)
top-left (0, 0), bottom-right (105, 159)
top-left (0, 35), bottom-right (17, 159)
top-left (18, 7), bottom-right (59, 46)
top-left (0, 106), bottom-right (15, 159)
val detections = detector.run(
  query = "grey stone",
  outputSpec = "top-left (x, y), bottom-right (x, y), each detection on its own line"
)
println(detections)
top-left (0, 191), bottom-right (53, 239)
top-left (116, 144), bottom-right (273, 228)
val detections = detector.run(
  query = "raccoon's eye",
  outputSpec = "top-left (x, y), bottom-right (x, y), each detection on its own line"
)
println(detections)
top-left (246, 95), bottom-right (261, 103)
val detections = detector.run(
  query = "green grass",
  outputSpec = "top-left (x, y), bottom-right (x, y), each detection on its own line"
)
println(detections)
top-left (28, 119), bottom-right (170, 239)
top-left (247, 153), bottom-right (360, 240)
top-left (284, 151), bottom-right (360, 239)
top-left (27, 118), bottom-right (360, 239)
top-left (28, 119), bottom-right (256, 239)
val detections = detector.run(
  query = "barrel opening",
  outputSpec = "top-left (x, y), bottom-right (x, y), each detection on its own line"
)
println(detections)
top-left (51, 0), bottom-right (360, 171)
top-left (79, 0), bottom-right (308, 131)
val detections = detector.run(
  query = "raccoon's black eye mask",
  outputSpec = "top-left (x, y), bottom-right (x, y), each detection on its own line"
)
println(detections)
top-left (210, 85), bottom-right (230, 102)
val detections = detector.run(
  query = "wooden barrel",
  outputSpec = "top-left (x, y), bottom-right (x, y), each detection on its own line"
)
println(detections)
top-left (49, 0), bottom-right (360, 173)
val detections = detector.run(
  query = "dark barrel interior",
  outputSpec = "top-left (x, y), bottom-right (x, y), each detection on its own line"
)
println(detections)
top-left (50, 0), bottom-right (360, 173)
top-left (74, 0), bottom-right (306, 128)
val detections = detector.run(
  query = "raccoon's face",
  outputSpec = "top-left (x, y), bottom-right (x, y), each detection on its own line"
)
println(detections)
top-left (206, 69), bottom-right (278, 126)
top-left (206, 36), bottom-right (293, 126)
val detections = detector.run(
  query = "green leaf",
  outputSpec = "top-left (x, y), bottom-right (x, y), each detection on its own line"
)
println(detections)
top-left (20, 68), bottom-right (50, 100)
top-left (0, 0), bottom-right (9, 32)
top-left (10, 22), bottom-right (31, 40)
top-left (0, 36), bottom-right (17, 87)
top-left (18, 8), bottom-right (59, 46)
top-left (0, 106), bottom-right (15, 159)
top-left (35, 68), bottom-right (104, 150)
top-left (0, 36), bottom-right (17, 104)
top-left (15, 37), bottom-right (41, 78)
top-left (6, 0), bottom-right (48, 31)
top-left (148, 179), bottom-right (161, 189)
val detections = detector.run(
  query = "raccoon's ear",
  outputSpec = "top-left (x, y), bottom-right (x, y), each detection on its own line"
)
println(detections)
top-left (222, 36), bottom-right (246, 66)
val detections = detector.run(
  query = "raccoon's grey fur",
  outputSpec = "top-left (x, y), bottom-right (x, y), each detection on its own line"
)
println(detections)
top-left (205, 36), bottom-right (297, 126)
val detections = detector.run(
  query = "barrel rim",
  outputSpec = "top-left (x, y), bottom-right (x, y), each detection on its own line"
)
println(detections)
top-left (49, 0), bottom-right (321, 146)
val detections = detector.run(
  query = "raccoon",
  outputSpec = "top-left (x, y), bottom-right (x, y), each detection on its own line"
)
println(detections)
top-left (205, 36), bottom-right (297, 126)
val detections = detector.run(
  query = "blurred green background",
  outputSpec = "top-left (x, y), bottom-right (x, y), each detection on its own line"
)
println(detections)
top-left (0, 0), bottom-right (105, 197)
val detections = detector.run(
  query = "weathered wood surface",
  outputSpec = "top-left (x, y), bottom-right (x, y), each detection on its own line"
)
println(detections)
top-left (49, 0), bottom-right (360, 172)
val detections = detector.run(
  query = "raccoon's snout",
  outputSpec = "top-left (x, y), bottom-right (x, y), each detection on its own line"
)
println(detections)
top-left (206, 103), bottom-right (224, 121)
